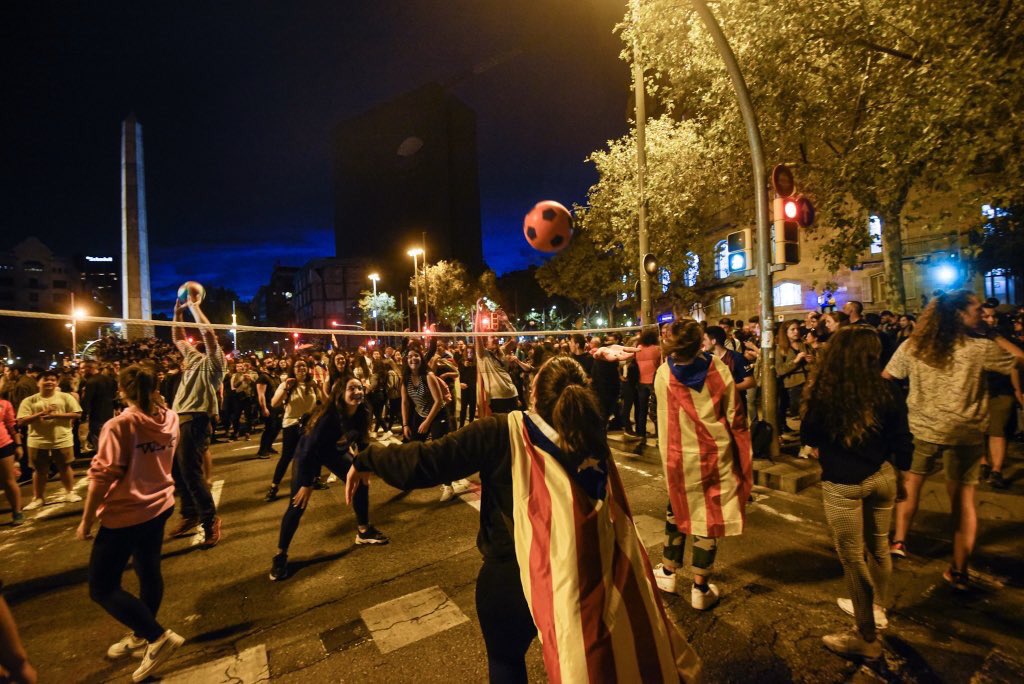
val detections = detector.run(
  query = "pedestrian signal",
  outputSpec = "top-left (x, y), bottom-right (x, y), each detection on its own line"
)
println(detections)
top-left (726, 228), bottom-right (752, 273)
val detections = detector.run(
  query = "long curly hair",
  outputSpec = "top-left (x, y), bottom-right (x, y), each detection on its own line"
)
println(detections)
top-left (801, 326), bottom-right (893, 447)
top-left (906, 290), bottom-right (976, 368)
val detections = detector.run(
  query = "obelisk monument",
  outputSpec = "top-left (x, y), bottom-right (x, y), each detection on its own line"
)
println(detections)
top-left (121, 113), bottom-right (153, 338)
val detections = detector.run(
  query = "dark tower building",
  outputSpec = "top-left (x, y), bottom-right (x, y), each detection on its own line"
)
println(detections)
top-left (332, 83), bottom-right (483, 283)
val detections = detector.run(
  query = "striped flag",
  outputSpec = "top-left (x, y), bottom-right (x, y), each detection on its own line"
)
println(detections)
top-left (508, 411), bottom-right (701, 683)
top-left (474, 303), bottom-right (492, 418)
top-left (655, 355), bottom-right (753, 539)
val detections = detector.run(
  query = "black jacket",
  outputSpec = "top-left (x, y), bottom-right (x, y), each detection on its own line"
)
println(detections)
top-left (356, 414), bottom-right (516, 562)
top-left (801, 386), bottom-right (913, 485)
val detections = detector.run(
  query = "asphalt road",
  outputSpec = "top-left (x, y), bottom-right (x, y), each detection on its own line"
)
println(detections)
top-left (2, 429), bottom-right (1022, 683)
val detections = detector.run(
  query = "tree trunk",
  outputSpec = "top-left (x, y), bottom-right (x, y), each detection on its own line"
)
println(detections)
top-left (880, 210), bottom-right (908, 314)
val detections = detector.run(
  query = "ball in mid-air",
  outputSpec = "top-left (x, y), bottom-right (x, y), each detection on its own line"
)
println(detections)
top-left (177, 281), bottom-right (206, 304)
top-left (523, 200), bottom-right (573, 253)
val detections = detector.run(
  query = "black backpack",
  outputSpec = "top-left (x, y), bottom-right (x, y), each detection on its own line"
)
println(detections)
top-left (750, 420), bottom-right (774, 461)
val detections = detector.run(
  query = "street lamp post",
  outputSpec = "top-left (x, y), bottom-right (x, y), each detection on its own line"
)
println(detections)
top-left (368, 272), bottom-right (380, 336)
top-left (631, 0), bottom-right (653, 327)
top-left (407, 248), bottom-right (423, 332)
top-left (69, 292), bottom-right (85, 362)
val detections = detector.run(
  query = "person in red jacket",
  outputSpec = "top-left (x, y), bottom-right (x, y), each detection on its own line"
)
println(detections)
top-left (77, 364), bottom-right (185, 683)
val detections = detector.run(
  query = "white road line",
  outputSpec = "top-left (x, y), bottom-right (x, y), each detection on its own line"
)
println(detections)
top-left (31, 475), bottom-right (89, 521)
top-left (753, 502), bottom-right (805, 523)
top-left (617, 462), bottom-right (657, 478)
top-left (459, 481), bottom-right (482, 511)
top-left (191, 479), bottom-right (225, 546)
top-left (161, 644), bottom-right (269, 683)
top-left (361, 586), bottom-right (469, 654)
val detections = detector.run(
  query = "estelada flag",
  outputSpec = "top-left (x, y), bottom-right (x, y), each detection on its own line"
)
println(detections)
top-left (655, 353), bottom-right (753, 539)
top-left (473, 301), bottom-right (493, 418)
top-left (508, 411), bottom-right (701, 683)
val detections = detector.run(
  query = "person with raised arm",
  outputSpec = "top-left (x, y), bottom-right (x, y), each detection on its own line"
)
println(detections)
top-left (167, 294), bottom-right (225, 546)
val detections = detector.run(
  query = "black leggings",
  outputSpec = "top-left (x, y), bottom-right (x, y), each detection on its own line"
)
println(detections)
top-left (259, 411), bottom-right (282, 454)
top-left (385, 397), bottom-right (402, 430)
top-left (476, 560), bottom-right (536, 683)
top-left (459, 391), bottom-right (477, 427)
top-left (408, 410), bottom-right (450, 441)
top-left (272, 424), bottom-right (302, 486)
top-left (277, 451), bottom-right (369, 552)
top-left (88, 508), bottom-right (172, 643)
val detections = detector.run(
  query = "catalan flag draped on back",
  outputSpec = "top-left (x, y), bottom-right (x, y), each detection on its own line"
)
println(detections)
top-left (507, 410), bottom-right (702, 683)
top-left (655, 353), bottom-right (753, 538)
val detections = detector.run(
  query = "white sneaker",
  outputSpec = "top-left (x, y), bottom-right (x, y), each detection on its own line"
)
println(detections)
top-left (439, 485), bottom-right (455, 502)
top-left (691, 583), bottom-right (720, 610)
top-left (450, 480), bottom-right (472, 496)
top-left (107, 632), bottom-right (147, 659)
top-left (797, 445), bottom-right (814, 459)
top-left (837, 598), bottom-right (888, 629)
top-left (132, 629), bottom-right (184, 682)
top-left (23, 498), bottom-right (44, 511)
top-left (822, 628), bottom-right (882, 660)
top-left (325, 473), bottom-right (339, 484)
top-left (653, 564), bottom-right (677, 594)
top-left (62, 490), bottom-right (83, 503)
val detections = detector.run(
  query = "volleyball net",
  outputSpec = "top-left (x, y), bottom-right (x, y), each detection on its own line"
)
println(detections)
top-left (0, 306), bottom-right (645, 362)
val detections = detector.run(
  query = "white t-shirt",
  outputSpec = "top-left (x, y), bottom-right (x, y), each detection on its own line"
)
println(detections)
top-left (17, 391), bottom-right (82, 449)
top-left (885, 336), bottom-right (1016, 445)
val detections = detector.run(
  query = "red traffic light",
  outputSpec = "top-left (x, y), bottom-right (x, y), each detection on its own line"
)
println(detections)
top-left (783, 199), bottom-right (798, 220)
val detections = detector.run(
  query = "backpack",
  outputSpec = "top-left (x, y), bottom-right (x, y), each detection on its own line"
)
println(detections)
top-left (750, 420), bottom-right (774, 461)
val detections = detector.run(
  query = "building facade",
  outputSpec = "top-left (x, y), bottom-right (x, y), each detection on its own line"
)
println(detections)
top-left (331, 83), bottom-right (483, 290)
top-left (655, 197), bottom-right (1020, 324)
top-left (75, 254), bottom-right (121, 314)
top-left (0, 238), bottom-right (81, 313)
top-left (252, 265), bottom-right (299, 325)
top-left (292, 257), bottom-right (373, 333)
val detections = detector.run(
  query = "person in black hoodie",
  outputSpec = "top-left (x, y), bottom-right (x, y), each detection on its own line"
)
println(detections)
top-left (269, 377), bottom-right (389, 581)
top-left (801, 326), bottom-right (912, 661)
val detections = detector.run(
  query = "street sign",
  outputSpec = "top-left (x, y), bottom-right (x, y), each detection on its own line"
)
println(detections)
top-left (795, 195), bottom-right (815, 227)
top-left (771, 164), bottom-right (795, 197)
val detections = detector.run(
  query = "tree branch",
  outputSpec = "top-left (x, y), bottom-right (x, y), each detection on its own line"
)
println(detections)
top-left (851, 37), bottom-right (922, 64)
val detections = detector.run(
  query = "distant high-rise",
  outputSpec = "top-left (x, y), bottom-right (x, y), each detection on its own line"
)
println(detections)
top-left (121, 114), bottom-right (153, 338)
top-left (332, 83), bottom-right (483, 286)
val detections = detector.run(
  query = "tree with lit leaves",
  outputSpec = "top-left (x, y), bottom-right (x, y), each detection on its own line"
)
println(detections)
top-left (611, 0), bottom-right (1024, 311)
top-left (412, 260), bottom-right (478, 328)
top-left (357, 290), bottom-right (403, 331)
top-left (535, 221), bottom-right (626, 325)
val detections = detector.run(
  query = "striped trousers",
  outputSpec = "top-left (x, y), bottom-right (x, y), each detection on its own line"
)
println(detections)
top-left (822, 462), bottom-right (897, 640)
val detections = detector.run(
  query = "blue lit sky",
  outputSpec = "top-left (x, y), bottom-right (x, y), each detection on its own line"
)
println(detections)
top-left (3, 1), bottom-right (628, 306)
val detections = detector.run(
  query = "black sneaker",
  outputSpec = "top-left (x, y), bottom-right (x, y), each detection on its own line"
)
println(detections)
top-left (269, 447), bottom-right (279, 454)
top-left (989, 471), bottom-right (1009, 489)
top-left (355, 525), bottom-right (390, 545)
top-left (312, 479), bottom-right (329, 491)
top-left (269, 552), bottom-right (289, 581)
top-left (264, 484), bottom-right (279, 502)
top-left (256, 451), bottom-right (272, 460)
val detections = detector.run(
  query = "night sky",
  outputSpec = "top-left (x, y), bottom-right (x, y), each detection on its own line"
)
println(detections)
top-left (1, 1), bottom-right (629, 305)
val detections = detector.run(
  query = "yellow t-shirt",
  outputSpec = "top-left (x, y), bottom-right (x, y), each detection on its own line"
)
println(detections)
top-left (17, 391), bottom-right (82, 449)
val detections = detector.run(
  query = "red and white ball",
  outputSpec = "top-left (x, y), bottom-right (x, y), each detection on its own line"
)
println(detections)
top-left (523, 200), bottom-right (573, 253)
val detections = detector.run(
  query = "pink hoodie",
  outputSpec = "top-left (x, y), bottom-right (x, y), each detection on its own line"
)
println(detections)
top-left (88, 405), bottom-right (179, 529)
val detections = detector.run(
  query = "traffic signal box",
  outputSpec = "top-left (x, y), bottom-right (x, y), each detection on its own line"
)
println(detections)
top-left (726, 228), bottom-right (752, 274)
top-left (773, 196), bottom-right (800, 265)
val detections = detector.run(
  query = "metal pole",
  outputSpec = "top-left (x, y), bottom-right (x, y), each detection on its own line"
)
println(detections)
top-left (372, 277), bottom-right (379, 336)
top-left (689, 0), bottom-right (778, 447)
top-left (412, 253), bottom-right (421, 332)
top-left (70, 291), bottom-right (77, 361)
top-left (632, 0), bottom-right (652, 326)
top-left (231, 300), bottom-right (238, 353)
top-left (421, 232), bottom-right (429, 328)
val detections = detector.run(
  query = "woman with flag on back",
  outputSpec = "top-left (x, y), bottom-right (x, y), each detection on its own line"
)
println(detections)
top-left (346, 354), bottom-right (700, 683)
top-left (652, 319), bottom-right (754, 611)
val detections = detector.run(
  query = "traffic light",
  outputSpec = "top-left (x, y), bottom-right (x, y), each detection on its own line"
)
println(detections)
top-left (770, 164), bottom-right (814, 265)
top-left (773, 196), bottom-right (800, 265)
top-left (726, 228), bottom-right (752, 273)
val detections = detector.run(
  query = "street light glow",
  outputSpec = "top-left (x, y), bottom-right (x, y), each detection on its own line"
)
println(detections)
top-left (407, 248), bottom-right (423, 257)
top-left (73, 307), bottom-right (86, 320)
top-left (368, 272), bottom-right (380, 282)
top-left (935, 264), bottom-right (957, 286)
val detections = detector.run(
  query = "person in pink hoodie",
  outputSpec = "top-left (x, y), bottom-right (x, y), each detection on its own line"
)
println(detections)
top-left (76, 364), bottom-right (185, 683)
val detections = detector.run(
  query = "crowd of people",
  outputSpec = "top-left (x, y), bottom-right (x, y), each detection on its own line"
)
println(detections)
top-left (0, 291), bottom-right (1022, 682)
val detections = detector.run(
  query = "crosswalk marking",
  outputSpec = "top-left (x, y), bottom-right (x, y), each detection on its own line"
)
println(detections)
top-left (161, 644), bottom-right (269, 683)
top-left (361, 586), bottom-right (469, 654)
top-left (190, 479), bottom-right (225, 546)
